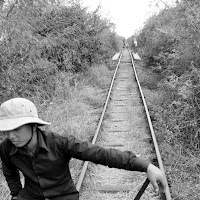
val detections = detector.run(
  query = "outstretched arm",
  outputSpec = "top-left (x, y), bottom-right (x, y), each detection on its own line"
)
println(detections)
top-left (65, 135), bottom-right (149, 172)
top-left (65, 135), bottom-right (167, 193)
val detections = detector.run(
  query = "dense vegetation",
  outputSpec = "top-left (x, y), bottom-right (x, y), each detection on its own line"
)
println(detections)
top-left (0, 0), bottom-right (123, 104)
top-left (128, 0), bottom-right (200, 199)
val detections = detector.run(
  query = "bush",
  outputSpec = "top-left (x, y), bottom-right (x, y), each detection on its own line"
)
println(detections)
top-left (0, 0), bottom-right (122, 103)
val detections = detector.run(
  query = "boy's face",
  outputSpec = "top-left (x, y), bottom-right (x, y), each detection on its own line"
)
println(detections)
top-left (5, 124), bottom-right (32, 147)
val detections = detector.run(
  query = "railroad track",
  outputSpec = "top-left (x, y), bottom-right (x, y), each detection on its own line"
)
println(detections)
top-left (76, 49), bottom-right (171, 200)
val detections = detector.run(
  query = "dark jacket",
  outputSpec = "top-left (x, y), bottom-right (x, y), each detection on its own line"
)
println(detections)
top-left (0, 128), bottom-right (149, 200)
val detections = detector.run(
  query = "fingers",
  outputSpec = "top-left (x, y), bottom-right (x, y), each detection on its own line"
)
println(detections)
top-left (151, 178), bottom-right (166, 194)
top-left (153, 181), bottom-right (159, 193)
top-left (147, 163), bottom-right (167, 193)
top-left (160, 177), bottom-right (167, 191)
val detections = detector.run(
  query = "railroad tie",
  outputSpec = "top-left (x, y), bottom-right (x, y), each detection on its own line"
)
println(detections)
top-left (96, 184), bottom-right (134, 193)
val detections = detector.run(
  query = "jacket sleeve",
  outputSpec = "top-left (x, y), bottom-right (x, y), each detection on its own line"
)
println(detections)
top-left (63, 135), bottom-right (150, 172)
top-left (0, 141), bottom-right (22, 197)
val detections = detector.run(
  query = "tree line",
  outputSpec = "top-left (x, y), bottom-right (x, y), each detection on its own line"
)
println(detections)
top-left (0, 0), bottom-right (123, 103)
top-left (128, 0), bottom-right (200, 151)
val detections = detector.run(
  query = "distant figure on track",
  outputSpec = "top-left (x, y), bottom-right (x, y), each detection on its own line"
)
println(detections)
top-left (133, 37), bottom-right (138, 53)
top-left (0, 98), bottom-right (166, 200)
top-left (123, 39), bottom-right (126, 48)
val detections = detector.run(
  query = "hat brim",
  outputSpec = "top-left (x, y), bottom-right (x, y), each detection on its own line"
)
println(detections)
top-left (0, 117), bottom-right (51, 131)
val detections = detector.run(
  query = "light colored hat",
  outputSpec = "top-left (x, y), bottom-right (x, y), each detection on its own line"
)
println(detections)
top-left (0, 98), bottom-right (51, 131)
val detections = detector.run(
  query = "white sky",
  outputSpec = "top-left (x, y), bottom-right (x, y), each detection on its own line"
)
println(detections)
top-left (81, 0), bottom-right (160, 38)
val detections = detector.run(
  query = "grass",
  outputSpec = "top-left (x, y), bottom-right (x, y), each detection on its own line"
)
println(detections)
top-left (0, 63), bottom-right (114, 199)
top-left (0, 180), bottom-right (10, 200)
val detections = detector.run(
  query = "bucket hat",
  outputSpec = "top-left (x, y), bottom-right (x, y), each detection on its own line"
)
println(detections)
top-left (0, 98), bottom-right (51, 131)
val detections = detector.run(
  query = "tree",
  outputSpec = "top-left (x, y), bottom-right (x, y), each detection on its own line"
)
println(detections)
top-left (0, 0), bottom-right (120, 102)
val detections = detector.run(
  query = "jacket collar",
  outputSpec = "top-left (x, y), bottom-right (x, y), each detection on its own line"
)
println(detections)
top-left (9, 128), bottom-right (49, 156)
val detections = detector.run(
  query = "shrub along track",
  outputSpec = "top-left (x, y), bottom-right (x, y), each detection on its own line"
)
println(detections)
top-left (77, 49), bottom-right (171, 200)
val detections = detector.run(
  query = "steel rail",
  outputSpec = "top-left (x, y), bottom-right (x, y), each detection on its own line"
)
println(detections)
top-left (129, 50), bottom-right (172, 200)
top-left (76, 52), bottom-right (123, 192)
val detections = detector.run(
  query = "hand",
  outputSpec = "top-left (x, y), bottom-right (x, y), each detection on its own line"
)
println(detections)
top-left (147, 163), bottom-right (166, 193)
top-left (11, 196), bottom-right (18, 200)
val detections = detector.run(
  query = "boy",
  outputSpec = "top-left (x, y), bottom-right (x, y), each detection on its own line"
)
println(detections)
top-left (0, 98), bottom-right (166, 200)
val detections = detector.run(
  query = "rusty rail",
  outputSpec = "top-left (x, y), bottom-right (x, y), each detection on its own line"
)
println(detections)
top-left (76, 52), bottom-right (123, 192)
top-left (129, 50), bottom-right (172, 200)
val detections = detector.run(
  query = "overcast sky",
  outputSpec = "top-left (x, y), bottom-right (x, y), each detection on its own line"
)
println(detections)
top-left (81, 0), bottom-right (159, 38)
